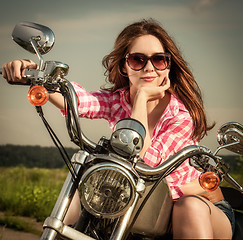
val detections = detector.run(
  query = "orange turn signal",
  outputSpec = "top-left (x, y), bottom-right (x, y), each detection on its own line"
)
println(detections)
top-left (28, 85), bottom-right (49, 106)
top-left (199, 172), bottom-right (220, 192)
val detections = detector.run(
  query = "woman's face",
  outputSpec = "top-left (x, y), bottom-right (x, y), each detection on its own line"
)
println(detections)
top-left (124, 34), bottom-right (170, 95)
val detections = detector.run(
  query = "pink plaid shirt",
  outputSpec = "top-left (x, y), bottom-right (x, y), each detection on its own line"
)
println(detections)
top-left (71, 82), bottom-right (201, 199)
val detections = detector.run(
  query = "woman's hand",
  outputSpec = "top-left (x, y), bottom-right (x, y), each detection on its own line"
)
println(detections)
top-left (2, 59), bottom-right (37, 83)
top-left (135, 73), bottom-right (170, 103)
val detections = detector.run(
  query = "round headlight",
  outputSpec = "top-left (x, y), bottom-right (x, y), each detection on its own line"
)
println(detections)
top-left (79, 163), bottom-right (136, 218)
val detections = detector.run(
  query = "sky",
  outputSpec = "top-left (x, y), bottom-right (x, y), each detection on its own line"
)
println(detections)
top-left (0, 0), bottom-right (242, 154)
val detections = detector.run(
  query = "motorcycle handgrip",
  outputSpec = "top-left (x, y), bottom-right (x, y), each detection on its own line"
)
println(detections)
top-left (0, 68), bottom-right (35, 85)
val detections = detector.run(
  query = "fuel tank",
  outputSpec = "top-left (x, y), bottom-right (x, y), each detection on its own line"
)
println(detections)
top-left (131, 178), bottom-right (173, 237)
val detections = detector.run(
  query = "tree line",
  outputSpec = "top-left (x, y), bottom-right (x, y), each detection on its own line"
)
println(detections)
top-left (0, 144), bottom-right (242, 173)
top-left (0, 144), bottom-right (78, 168)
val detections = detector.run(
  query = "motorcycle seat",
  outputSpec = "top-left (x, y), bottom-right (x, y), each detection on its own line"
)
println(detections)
top-left (221, 187), bottom-right (243, 240)
top-left (221, 187), bottom-right (243, 210)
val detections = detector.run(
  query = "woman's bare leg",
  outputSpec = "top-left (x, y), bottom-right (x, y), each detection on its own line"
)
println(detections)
top-left (172, 195), bottom-right (232, 239)
top-left (64, 190), bottom-right (81, 225)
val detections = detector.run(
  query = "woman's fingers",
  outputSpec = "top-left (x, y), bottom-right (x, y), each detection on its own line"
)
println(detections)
top-left (20, 60), bottom-right (37, 82)
top-left (2, 59), bottom-right (37, 83)
top-left (12, 60), bottom-right (23, 81)
top-left (2, 62), bottom-right (10, 81)
top-left (2, 60), bottom-right (22, 82)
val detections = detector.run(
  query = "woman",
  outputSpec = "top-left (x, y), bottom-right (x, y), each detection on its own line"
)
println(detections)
top-left (2, 19), bottom-right (235, 239)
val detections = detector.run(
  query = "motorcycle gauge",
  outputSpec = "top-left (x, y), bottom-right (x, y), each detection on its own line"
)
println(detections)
top-left (110, 118), bottom-right (146, 157)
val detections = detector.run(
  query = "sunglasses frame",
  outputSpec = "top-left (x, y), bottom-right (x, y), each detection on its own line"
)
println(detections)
top-left (125, 52), bottom-right (171, 71)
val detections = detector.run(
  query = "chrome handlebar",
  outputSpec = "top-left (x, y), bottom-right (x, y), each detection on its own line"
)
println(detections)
top-left (66, 81), bottom-right (97, 150)
top-left (135, 145), bottom-right (208, 176)
top-left (135, 145), bottom-right (243, 193)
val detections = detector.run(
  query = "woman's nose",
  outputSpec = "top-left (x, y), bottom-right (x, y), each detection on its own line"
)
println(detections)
top-left (143, 59), bottom-right (155, 72)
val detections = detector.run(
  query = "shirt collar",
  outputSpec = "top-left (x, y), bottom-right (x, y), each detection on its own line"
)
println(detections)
top-left (160, 93), bottom-right (188, 121)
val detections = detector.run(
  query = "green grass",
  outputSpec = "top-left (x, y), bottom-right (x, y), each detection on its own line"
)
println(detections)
top-left (0, 166), bottom-right (67, 222)
top-left (0, 215), bottom-right (42, 235)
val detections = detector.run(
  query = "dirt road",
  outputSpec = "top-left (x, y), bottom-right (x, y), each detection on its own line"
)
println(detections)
top-left (0, 212), bottom-right (43, 240)
top-left (0, 226), bottom-right (41, 240)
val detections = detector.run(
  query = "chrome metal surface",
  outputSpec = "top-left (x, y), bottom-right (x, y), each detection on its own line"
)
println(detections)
top-left (66, 80), bottom-right (80, 122)
top-left (65, 80), bottom-right (97, 150)
top-left (12, 22), bottom-right (55, 55)
top-left (217, 122), bottom-right (243, 155)
top-left (114, 118), bottom-right (146, 139)
top-left (110, 192), bottom-right (141, 240)
top-left (111, 118), bottom-right (146, 157)
top-left (44, 61), bottom-right (69, 79)
top-left (135, 145), bottom-right (211, 177)
top-left (49, 161), bottom-right (85, 220)
top-left (224, 173), bottom-right (243, 193)
top-left (30, 37), bottom-right (45, 70)
top-left (43, 217), bottom-right (95, 240)
top-left (86, 153), bottom-right (140, 178)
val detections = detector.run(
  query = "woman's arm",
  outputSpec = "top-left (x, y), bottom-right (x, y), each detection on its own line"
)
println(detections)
top-left (130, 91), bottom-right (151, 157)
top-left (49, 92), bottom-right (65, 110)
top-left (131, 75), bottom-right (170, 158)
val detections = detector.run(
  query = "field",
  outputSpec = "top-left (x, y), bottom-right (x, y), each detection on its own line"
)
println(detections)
top-left (0, 167), bottom-right (67, 223)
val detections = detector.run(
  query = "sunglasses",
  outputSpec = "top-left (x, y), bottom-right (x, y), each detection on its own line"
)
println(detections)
top-left (125, 52), bottom-right (171, 71)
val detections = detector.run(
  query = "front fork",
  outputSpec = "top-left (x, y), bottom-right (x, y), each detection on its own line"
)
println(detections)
top-left (40, 150), bottom-right (94, 240)
top-left (110, 178), bottom-right (145, 240)
top-left (40, 151), bottom-right (145, 240)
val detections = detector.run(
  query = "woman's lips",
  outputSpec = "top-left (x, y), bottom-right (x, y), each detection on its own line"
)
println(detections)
top-left (141, 76), bottom-right (156, 82)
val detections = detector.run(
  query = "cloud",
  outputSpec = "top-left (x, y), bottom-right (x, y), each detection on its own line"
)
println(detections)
top-left (191, 0), bottom-right (219, 13)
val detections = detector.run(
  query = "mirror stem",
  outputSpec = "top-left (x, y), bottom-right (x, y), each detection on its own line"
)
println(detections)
top-left (30, 37), bottom-right (44, 70)
top-left (213, 139), bottom-right (240, 155)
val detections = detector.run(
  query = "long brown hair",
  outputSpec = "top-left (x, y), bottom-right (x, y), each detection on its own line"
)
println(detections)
top-left (102, 19), bottom-right (214, 140)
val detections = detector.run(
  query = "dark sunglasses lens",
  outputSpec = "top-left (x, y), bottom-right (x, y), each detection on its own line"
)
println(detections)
top-left (127, 54), bottom-right (146, 70)
top-left (151, 55), bottom-right (168, 70)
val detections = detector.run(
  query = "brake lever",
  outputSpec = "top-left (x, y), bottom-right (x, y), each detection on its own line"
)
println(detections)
top-left (224, 173), bottom-right (243, 193)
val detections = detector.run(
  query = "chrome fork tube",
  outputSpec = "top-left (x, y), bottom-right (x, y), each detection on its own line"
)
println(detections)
top-left (110, 192), bottom-right (140, 240)
top-left (110, 179), bottom-right (145, 240)
top-left (40, 152), bottom-right (88, 240)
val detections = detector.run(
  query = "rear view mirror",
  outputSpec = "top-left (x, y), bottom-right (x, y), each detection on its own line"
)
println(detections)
top-left (12, 22), bottom-right (55, 55)
top-left (217, 122), bottom-right (243, 155)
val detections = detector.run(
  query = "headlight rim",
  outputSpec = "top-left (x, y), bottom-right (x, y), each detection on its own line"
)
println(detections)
top-left (79, 162), bottom-right (137, 218)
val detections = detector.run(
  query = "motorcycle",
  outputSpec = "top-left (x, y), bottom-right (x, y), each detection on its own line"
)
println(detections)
top-left (1, 22), bottom-right (243, 240)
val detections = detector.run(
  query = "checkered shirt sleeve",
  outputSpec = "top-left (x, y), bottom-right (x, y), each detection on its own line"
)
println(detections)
top-left (70, 82), bottom-right (114, 120)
